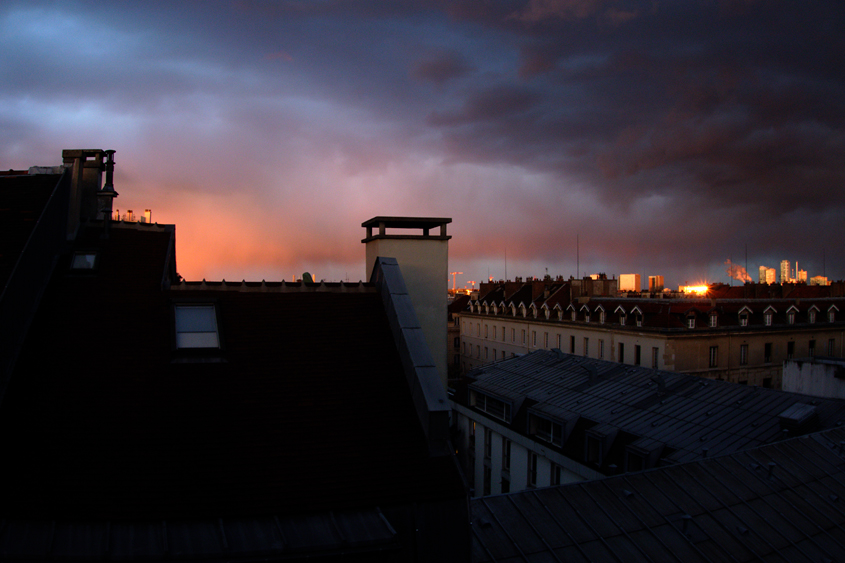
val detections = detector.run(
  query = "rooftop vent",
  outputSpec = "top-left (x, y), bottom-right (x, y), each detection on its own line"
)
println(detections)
top-left (778, 403), bottom-right (818, 433)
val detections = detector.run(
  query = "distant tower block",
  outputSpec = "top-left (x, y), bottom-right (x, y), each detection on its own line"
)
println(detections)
top-left (648, 275), bottom-right (664, 292)
top-left (363, 217), bottom-right (451, 389)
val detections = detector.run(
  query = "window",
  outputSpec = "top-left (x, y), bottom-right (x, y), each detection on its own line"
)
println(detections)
top-left (570, 335), bottom-right (575, 354)
top-left (619, 342), bottom-right (625, 364)
top-left (484, 347), bottom-right (488, 360)
top-left (483, 465), bottom-right (491, 496)
top-left (740, 344), bottom-right (748, 365)
top-left (583, 337), bottom-right (589, 357)
top-left (787, 341), bottom-right (794, 360)
top-left (788, 311), bottom-right (795, 325)
top-left (709, 346), bottom-right (718, 368)
top-left (512, 328), bottom-right (516, 342)
top-left (551, 463), bottom-right (562, 486)
top-left (599, 340), bottom-right (605, 360)
top-left (529, 413), bottom-right (563, 446)
top-left (809, 339), bottom-right (816, 357)
top-left (501, 477), bottom-right (510, 493)
top-left (687, 317), bottom-right (695, 329)
top-left (829, 310), bottom-right (836, 323)
top-left (470, 390), bottom-right (512, 423)
top-left (544, 332), bottom-right (549, 348)
top-left (476, 323), bottom-right (480, 336)
top-left (174, 304), bottom-right (219, 348)
top-left (522, 329), bottom-right (526, 345)
top-left (571, 310), bottom-right (577, 321)
top-left (764, 342), bottom-right (772, 363)
top-left (502, 350), bottom-right (506, 360)
top-left (709, 314), bottom-right (717, 328)
top-left (454, 337), bottom-right (460, 348)
top-left (619, 314), bottom-right (626, 326)
top-left (476, 345), bottom-right (480, 358)
top-left (740, 314), bottom-right (748, 327)
top-left (809, 310), bottom-right (817, 323)
top-left (829, 338), bottom-right (836, 357)
top-left (764, 312), bottom-right (772, 326)
top-left (600, 311), bottom-right (606, 324)
top-left (532, 331), bottom-right (537, 347)
top-left (651, 347), bottom-right (659, 369)
top-left (484, 428), bottom-right (492, 460)
top-left (492, 326), bottom-right (497, 340)
top-left (502, 438), bottom-right (511, 472)
top-left (484, 325), bottom-right (488, 338)
top-left (763, 377), bottom-right (772, 388)
top-left (71, 251), bottom-right (98, 270)
top-left (528, 453), bottom-right (538, 487)
top-left (635, 345), bottom-right (641, 366)
top-left (636, 315), bottom-right (643, 328)
top-left (501, 326), bottom-right (505, 342)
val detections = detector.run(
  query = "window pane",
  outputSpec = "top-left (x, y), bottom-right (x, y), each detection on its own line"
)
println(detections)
top-left (176, 332), bottom-right (219, 348)
top-left (71, 252), bottom-right (97, 269)
top-left (175, 305), bottom-right (217, 332)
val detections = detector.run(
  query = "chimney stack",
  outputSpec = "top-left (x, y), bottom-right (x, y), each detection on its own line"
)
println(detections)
top-left (363, 217), bottom-right (451, 388)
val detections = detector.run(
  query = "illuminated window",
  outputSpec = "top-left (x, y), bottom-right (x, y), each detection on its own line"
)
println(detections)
top-left (174, 304), bottom-right (220, 348)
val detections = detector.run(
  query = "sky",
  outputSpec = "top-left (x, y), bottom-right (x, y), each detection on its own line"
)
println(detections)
top-left (2, 0), bottom-right (843, 289)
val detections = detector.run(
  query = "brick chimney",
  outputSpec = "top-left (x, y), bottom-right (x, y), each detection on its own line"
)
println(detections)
top-left (363, 217), bottom-right (451, 389)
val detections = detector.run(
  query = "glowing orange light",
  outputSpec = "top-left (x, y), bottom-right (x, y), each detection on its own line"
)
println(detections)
top-left (680, 285), bottom-right (709, 295)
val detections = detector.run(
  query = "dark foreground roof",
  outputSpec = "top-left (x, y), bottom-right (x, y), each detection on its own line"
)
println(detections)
top-left (472, 427), bottom-right (845, 563)
top-left (0, 222), bottom-right (467, 560)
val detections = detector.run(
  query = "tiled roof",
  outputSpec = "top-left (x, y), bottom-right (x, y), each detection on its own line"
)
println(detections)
top-left (471, 427), bottom-right (845, 563)
top-left (464, 350), bottom-right (845, 467)
top-left (0, 223), bottom-right (465, 521)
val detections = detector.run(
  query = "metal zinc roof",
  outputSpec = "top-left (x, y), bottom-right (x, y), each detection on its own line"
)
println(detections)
top-left (467, 350), bottom-right (845, 464)
top-left (471, 428), bottom-right (845, 563)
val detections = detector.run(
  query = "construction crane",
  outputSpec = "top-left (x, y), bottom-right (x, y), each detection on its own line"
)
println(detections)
top-left (450, 271), bottom-right (463, 291)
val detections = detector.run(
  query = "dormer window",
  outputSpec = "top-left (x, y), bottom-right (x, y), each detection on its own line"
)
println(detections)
top-left (636, 315), bottom-right (643, 328)
top-left (528, 413), bottom-right (564, 447)
top-left (687, 317), bottom-right (695, 329)
top-left (740, 315), bottom-right (748, 326)
top-left (709, 314), bottom-right (717, 328)
top-left (470, 390), bottom-right (512, 423)
top-left (71, 251), bottom-right (98, 270)
top-left (765, 312), bottom-right (773, 326)
top-left (788, 311), bottom-right (795, 325)
top-left (829, 309), bottom-right (836, 323)
top-left (599, 311), bottom-right (606, 324)
top-left (571, 310), bottom-right (577, 321)
top-left (809, 310), bottom-right (816, 323)
top-left (619, 314), bottom-right (626, 326)
top-left (174, 304), bottom-right (220, 348)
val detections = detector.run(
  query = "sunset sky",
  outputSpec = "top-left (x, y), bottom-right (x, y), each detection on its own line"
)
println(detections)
top-left (3, 1), bottom-right (843, 289)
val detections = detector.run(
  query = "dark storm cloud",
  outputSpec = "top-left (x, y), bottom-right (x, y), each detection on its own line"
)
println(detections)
top-left (412, 51), bottom-right (476, 85)
top-left (1, 0), bottom-right (843, 285)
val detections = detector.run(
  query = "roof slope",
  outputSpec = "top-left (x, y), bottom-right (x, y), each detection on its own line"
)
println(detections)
top-left (0, 173), bottom-right (62, 287)
top-left (465, 350), bottom-right (845, 466)
top-left (472, 427), bottom-right (845, 563)
top-left (0, 223), bottom-right (464, 521)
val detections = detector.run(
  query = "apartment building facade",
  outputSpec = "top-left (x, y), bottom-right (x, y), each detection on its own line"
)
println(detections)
top-left (457, 280), bottom-right (845, 388)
